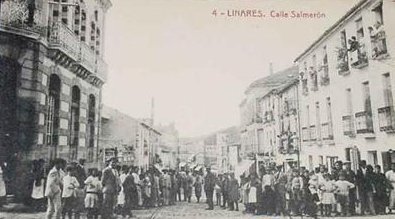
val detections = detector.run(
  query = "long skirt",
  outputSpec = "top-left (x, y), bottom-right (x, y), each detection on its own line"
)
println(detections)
top-left (248, 187), bottom-right (257, 203)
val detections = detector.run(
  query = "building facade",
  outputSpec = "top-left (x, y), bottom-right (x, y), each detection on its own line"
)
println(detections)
top-left (239, 67), bottom-right (299, 167)
top-left (275, 80), bottom-right (301, 169)
top-left (295, 0), bottom-right (395, 172)
top-left (100, 106), bottom-right (138, 167)
top-left (0, 0), bottom-right (111, 181)
top-left (156, 123), bottom-right (179, 169)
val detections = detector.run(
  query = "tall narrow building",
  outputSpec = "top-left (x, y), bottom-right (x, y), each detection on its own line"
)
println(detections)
top-left (0, 0), bottom-right (112, 196)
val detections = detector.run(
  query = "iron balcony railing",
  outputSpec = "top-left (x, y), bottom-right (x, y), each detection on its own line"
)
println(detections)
top-left (321, 122), bottom-right (334, 140)
top-left (355, 111), bottom-right (374, 134)
top-left (342, 115), bottom-right (355, 136)
top-left (378, 106), bottom-right (395, 132)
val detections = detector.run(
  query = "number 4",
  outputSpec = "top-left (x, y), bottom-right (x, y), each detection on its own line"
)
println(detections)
top-left (212, 9), bottom-right (217, 16)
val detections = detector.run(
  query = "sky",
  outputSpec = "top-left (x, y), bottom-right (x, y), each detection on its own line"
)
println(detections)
top-left (103, 0), bottom-right (359, 138)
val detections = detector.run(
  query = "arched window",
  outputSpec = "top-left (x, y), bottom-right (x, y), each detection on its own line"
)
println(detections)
top-left (70, 86), bottom-right (80, 161)
top-left (47, 74), bottom-right (61, 160)
top-left (87, 94), bottom-right (95, 162)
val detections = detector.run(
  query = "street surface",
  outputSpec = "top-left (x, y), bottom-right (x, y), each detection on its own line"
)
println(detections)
top-left (1, 201), bottom-right (395, 219)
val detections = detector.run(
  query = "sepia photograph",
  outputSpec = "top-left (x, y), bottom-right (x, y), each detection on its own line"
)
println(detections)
top-left (0, 0), bottom-right (394, 218)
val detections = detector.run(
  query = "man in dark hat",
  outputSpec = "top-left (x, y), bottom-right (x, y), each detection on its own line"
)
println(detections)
top-left (101, 157), bottom-right (120, 219)
top-left (204, 166), bottom-right (216, 210)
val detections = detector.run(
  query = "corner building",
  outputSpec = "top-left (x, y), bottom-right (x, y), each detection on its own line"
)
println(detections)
top-left (0, 0), bottom-right (112, 185)
top-left (295, 0), bottom-right (395, 172)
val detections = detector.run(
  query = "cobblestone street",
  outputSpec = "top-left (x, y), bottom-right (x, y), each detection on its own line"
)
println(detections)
top-left (2, 201), bottom-right (395, 219)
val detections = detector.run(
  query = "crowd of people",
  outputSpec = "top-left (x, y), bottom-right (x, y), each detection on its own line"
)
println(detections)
top-left (0, 157), bottom-right (222, 218)
top-left (237, 160), bottom-right (395, 218)
top-left (1, 157), bottom-right (395, 218)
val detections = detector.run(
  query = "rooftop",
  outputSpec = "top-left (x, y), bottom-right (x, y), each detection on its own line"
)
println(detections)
top-left (245, 66), bottom-right (299, 95)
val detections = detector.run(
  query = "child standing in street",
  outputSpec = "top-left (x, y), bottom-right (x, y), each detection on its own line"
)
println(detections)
top-left (85, 168), bottom-right (101, 219)
top-left (62, 166), bottom-right (79, 219)
top-left (335, 173), bottom-right (355, 216)
top-left (320, 174), bottom-right (337, 216)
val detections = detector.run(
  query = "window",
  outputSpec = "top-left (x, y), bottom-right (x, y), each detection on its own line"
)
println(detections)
top-left (311, 55), bottom-right (318, 90)
top-left (46, 75), bottom-right (61, 160)
top-left (338, 30), bottom-right (349, 74)
top-left (319, 155), bottom-right (324, 165)
top-left (309, 155), bottom-right (313, 171)
top-left (87, 95), bottom-right (96, 162)
top-left (70, 86), bottom-right (80, 161)
top-left (325, 97), bottom-right (334, 139)
top-left (356, 82), bottom-right (374, 133)
top-left (383, 73), bottom-right (393, 107)
top-left (321, 46), bottom-right (330, 85)
top-left (363, 82), bottom-right (372, 113)
top-left (356, 18), bottom-right (364, 39)
top-left (346, 88), bottom-right (353, 115)
top-left (315, 102), bottom-right (321, 140)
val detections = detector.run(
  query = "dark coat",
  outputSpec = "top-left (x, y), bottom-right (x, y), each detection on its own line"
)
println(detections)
top-left (228, 178), bottom-right (239, 202)
top-left (101, 167), bottom-right (119, 194)
top-left (204, 172), bottom-right (216, 191)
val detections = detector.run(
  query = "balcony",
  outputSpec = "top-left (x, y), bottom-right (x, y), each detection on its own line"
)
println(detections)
top-left (378, 106), bottom-right (395, 132)
top-left (301, 127), bottom-right (309, 142)
top-left (319, 65), bottom-right (330, 86)
top-left (78, 42), bottom-right (96, 73)
top-left (349, 42), bottom-right (368, 69)
top-left (302, 78), bottom-right (308, 95)
top-left (342, 115), bottom-right (355, 137)
top-left (321, 122), bottom-right (334, 140)
top-left (355, 111), bottom-right (374, 134)
top-left (310, 125), bottom-right (317, 141)
top-left (336, 47), bottom-right (350, 75)
top-left (0, 0), bottom-right (47, 37)
top-left (48, 22), bottom-right (80, 60)
top-left (47, 22), bottom-right (108, 83)
top-left (370, 25), bottom-right (389, 60)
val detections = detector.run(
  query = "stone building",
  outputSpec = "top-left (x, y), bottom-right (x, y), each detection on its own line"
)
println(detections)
top-left (0, 0), bottom-right (111, 186)
top-left (295, 0), bottom-right (395, 172)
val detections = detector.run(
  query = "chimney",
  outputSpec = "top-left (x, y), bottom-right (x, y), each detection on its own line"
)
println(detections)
top-left (150, 97), bottom-right (155, 126)
top-left (269, 62), bottom-right (274, 75)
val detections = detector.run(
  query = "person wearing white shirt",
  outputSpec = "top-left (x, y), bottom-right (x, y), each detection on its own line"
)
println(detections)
top-left (386, 164), bottom-right (395, 213)
top-left (62, 166), bottom-right (79, 219)
top-left (85, 168), bottom-right (101, 219)
top-left (45, 159), bottom-right (63, 219)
